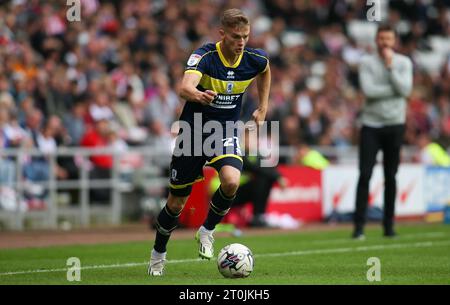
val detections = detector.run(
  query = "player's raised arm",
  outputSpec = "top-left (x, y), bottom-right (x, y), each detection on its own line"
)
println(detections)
top-left (252, 64), bottom-right (271, 125)
top-left (179, 71), bottom-right (217, 106)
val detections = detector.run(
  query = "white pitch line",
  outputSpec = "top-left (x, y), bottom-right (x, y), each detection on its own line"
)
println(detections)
top-left (0, 258), bottom-right (204, 276)
top-left (307, 231), bottom-right (447, 245)
top-left (253, 240), bottom-right (450, 258)
top-left (1, 236), bottom-right (449, 277)
top-left (0, 262), bottom-right (147, 276)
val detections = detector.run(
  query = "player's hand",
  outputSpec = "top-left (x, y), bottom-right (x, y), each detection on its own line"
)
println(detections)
top-left (252, 108), bottom-right (267, 126)
top-left (197, 90), bottom-right (217, 105)
top-left (381, 47), bottom-right (393, 68)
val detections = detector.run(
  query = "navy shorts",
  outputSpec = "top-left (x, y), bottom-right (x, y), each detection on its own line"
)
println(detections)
top-left (168, 128), bottom-right (243, 197)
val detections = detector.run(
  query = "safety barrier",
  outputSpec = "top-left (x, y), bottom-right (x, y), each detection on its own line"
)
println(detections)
top-left (0, 145), bottom-right (423, 230)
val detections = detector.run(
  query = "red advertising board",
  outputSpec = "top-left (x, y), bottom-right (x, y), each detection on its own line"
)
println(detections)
top-left (266, 166), bottom-right (322, 222)
top-left (178, 167), bottom-right (215, 228)
top-left (179, 165), bottom-right (323, 228)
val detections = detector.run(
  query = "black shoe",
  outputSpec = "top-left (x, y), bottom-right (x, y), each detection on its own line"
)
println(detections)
top-left (352, 229), bottom-right (365, 240)
top-left (249, 215), bottom-right (270, 228)
top-left (383, 229), bottom-right (397, 238)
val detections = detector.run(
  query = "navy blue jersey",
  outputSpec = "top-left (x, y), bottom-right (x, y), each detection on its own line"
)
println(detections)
top-left (181, 42), bottom-right (269, 125)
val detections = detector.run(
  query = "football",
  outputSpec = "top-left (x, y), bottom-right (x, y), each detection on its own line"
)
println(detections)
top-left (217, 243), bottom-right (254, 278)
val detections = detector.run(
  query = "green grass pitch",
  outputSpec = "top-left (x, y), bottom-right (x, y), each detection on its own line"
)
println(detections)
top-left (0, 223), bottom-right (449, 285)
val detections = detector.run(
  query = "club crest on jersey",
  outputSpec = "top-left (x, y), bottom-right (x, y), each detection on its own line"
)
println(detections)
top-left (226, 82), bottom-right (234, 94)
top-left (171, 169), bottom-right (178, 181)
top-left (187, 54), bottom-right (201, 66)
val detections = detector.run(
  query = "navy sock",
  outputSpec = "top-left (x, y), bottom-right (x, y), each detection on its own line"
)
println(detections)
top-left (203, 186), bottom-right (235, 230)
top-left (153, 204), bottom-right (181, 253)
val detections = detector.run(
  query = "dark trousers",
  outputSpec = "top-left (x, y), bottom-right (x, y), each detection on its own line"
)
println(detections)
top-left (234, 175), bottom-right (277, 217)
top-left (89, 166), bottom-right (111, 203)
top-left (354, 124), bottom-right (405, 232)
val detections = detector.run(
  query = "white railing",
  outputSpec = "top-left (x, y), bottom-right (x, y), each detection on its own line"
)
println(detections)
top-left (0, 146), bottom-right (170, 230)
top-left (0, 145), bottom-right (422, 231)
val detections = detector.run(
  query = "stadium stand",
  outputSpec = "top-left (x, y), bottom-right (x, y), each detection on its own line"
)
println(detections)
top-left (0, 0), bottom-right (449, 229)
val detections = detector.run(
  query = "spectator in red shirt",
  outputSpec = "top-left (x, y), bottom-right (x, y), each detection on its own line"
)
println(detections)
top-left (80, 118), bottom-right (112, 203)
top-left (81, 118), bottom-right (112, 168)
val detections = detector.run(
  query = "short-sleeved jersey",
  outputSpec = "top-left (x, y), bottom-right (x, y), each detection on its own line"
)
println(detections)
top-left (181, 41), bottom-right (269, 125)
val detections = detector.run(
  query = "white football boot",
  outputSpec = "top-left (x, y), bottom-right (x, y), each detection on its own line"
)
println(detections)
top-left (148, 249), bottom-right (166, 276)
top-left (195, 226), bottom-right (215, 260)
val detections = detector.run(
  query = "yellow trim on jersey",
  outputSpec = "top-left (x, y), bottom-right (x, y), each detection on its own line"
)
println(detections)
top-left (184, 70), bottom-right (203, 77)
top-left (216, 41), bottom-right (243, 68)
top-left (169, 177), bottom-right (205, 189)
top-left (206, 154), bottom-right (243, 166)
top-left (196, 50), bottom-right (217, 68)
top-left (244, 50), bottom-right (269, 61)
top-left (199, 74), bottom-right (254, 94)
top-left (244, 50), bottom-right (269, 73)
top-left (184, 49), bottom-right (217, 77)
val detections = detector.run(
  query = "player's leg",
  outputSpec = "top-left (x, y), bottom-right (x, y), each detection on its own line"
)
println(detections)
top-left (232, 180), bottom-right (252, 208)
top-left (354, 126), bottom-right (381, 239)
top-left (149, 193), bottom-right (188, 276)
top-left (197, 156), bottom-right (243, 259)
top-left (203, 164), bottom-right (241, 229)
top-left (149, 154), bottom-right (204, 276)
top-left (381, 124), bottom-right (405, 237)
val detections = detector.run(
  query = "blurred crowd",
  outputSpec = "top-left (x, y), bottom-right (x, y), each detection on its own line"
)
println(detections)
top-left (1, 0), bottom-right (450, 206)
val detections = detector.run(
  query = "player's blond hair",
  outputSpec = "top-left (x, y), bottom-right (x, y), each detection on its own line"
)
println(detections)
top-left (220, 9), bottom-right (249, 29)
